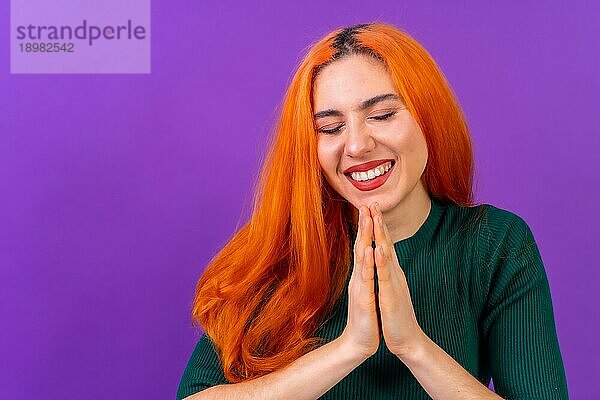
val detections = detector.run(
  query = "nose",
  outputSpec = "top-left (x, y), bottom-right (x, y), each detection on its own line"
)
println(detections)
top-left (344, 117), bottom-right (375, 158)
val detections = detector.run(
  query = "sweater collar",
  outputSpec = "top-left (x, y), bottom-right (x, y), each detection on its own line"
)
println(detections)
top-left (393, 196), bottom-right (445, 260)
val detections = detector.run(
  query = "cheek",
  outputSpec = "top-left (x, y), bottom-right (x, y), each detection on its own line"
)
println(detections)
top-left (317, 141), bottom-right (340, 173)
top-left (407, 128), bottom-right (428, 159)
top-left (388, 122), bottom-right (425, 155)
top-left (387, 115), bottom-right (424, 146)
top-left (316, 147), bottom-right (327, 172)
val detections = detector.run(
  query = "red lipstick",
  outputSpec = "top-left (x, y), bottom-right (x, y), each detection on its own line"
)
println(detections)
top-left (344, 160), bottom-right (395, 192)
top-left (343, 159), bottom-right (394, 174)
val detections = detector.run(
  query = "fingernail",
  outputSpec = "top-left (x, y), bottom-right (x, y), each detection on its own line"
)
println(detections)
top-left (375, 202), bottom-right (380, 213)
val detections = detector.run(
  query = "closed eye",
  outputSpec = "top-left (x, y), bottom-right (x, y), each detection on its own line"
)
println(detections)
top-left (318, 125), bottom-right (343, 135)
top-left (370, 111), bottom-right (397, 121)
top-left (317, 111), bottom-right (397, 135)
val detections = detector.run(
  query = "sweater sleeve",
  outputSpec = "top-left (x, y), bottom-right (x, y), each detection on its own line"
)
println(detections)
top-left (176, 332), bottom-right (229, 400)
top-left (479, 212), bottom-right (569, 400)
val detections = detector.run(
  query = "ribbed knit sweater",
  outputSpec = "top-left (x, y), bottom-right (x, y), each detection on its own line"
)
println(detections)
top-left (177, 197), bottom-right (569, 399)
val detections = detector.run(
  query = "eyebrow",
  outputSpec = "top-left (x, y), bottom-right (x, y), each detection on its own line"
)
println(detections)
top-left (313, 93), bottom-right (401, 120)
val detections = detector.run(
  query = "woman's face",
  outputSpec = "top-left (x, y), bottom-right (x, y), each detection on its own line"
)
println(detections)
top-left (312, 53), bottom-right (429, 214)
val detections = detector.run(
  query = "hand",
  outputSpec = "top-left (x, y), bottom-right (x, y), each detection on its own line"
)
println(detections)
top-left (340, 205), bottom-right (381, 360)
top-left (369, 201), bottom-right (426, 360)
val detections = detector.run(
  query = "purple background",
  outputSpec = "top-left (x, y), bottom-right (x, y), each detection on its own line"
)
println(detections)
top-left (1, 1), bottom-right (598, 399)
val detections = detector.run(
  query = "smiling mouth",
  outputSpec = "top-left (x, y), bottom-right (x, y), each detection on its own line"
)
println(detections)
top-left (345, 160), bottom-right (395, 182)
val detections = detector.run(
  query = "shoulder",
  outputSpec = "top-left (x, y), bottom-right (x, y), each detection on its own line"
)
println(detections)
top-left (479, 202), bottom-right (531, 233)
top-left (445, 203), bottom-right (532, 250)
top-left (447, 202), bottom-right (548, 318)
top-left (465, 203), bottom-right (546, 300)
top-left (474, 202), bottom-right (536, 258)
top-left (441, 200), bottom-right (537, 268)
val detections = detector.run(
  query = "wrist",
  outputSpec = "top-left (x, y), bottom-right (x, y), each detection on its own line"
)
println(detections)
top-left (394, 328), bottom-right (430, 366)
top-left (336, 332), bottom-right (373, 364)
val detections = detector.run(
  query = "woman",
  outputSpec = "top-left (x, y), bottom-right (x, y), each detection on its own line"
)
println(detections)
top-left (177, 22), bottom-right (568, 400)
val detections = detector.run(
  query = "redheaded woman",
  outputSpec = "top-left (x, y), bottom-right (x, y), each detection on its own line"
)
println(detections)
top-left (177, 22), bottom-right (568, 400)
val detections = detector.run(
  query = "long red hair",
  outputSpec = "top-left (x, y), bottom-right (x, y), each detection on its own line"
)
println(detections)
top-left (191, 22), bottom-right (475, 382)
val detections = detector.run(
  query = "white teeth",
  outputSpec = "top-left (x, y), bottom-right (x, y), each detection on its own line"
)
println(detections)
top-left (350, 161), bottom-right (393, 182)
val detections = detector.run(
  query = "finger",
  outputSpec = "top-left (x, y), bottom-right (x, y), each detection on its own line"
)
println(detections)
top-left (352, 206), bottom-right (372, 282)
top-left (373, 203), bottom-right (405, 276)
top-left (370, 202), bottom-right (393, 282)
top-left (351, 207), bottom-right (364, 283)
top-left (359, 244), bottom-right (376, 314)
top-left (362, 243), bottom-right (374, 283)
top-left (361, 206), bottom-right (378, 292)
top-left (370, 202), bottom-right (392, 247)
top-left (361, 205), bottom-right (374, 249)
top-left (376, 203), bottom-right (394, 245)
top-left (353, 208), bottom-right (361, 256)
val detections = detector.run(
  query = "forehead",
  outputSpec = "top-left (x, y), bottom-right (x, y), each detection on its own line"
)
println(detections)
top-left (312, 54), bottom-right (397, 110)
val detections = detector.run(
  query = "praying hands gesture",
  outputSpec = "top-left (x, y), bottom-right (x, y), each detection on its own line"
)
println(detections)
top-left (340, 202), bottom-right (504, 399)
top-left (341, 202), bottom-right (426, 361)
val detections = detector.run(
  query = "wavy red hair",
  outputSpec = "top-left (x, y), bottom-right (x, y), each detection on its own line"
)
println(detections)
top-left (190, 22), bottom-right (475, 383)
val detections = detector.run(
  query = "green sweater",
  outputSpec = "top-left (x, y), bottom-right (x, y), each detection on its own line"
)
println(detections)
top-left (177, 197), bottom-right (569, 399)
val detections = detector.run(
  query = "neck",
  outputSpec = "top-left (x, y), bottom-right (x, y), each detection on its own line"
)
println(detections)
top-left (383, 182), bottom-right (432, 244)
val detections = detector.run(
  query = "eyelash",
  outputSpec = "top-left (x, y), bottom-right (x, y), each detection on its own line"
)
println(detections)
top-left (318, 111), bottom-right (397, 135)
